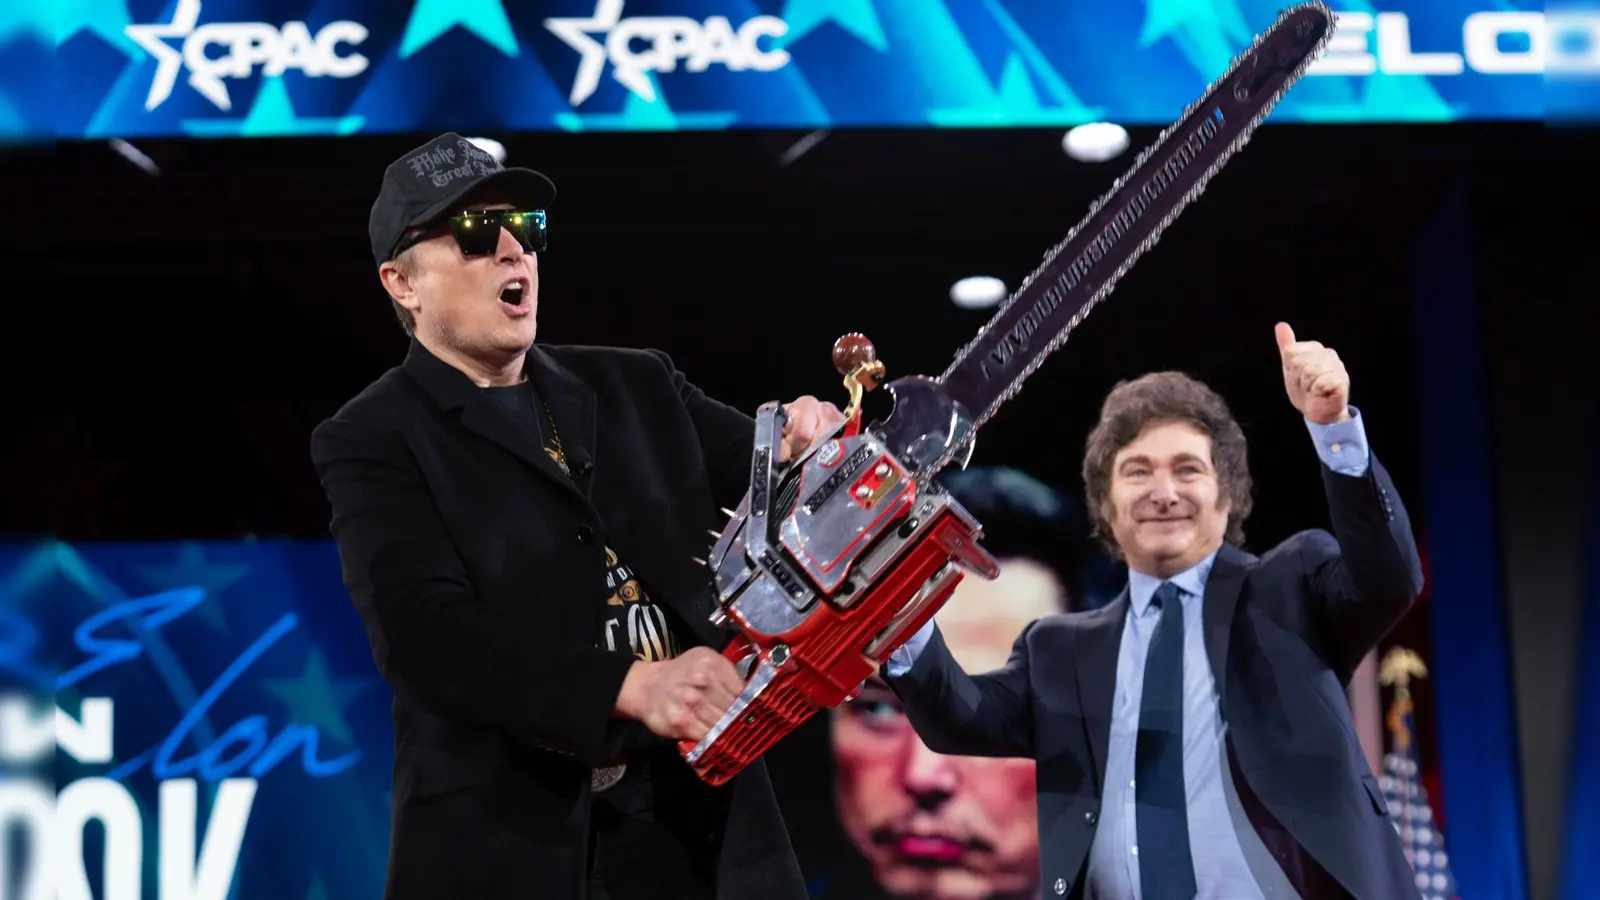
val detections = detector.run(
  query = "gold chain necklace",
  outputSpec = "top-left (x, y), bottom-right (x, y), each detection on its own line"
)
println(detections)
top-left (514, 373), bottom-right (572, 477)
top-left (542, 404), bottom-right (570, 477)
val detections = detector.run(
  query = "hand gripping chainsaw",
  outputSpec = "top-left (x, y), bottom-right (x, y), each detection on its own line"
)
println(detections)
top-left (678, 1), bottom-right (1336, 786)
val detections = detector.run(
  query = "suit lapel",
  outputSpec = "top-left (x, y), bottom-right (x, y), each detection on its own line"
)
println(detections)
top-left (525, 345), bottom-right (598, 486)
top-left (1201, 543), bottom-right (1253, 702)
top-left (458, 400), bottom-right (586, 500)
top-left (1075, 591), bottom-right (1129, 794)
top-left (401, 340), bottom-right (593, 508)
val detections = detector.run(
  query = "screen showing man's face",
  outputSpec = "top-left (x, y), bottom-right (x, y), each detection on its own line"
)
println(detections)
top-left (830, 558), bottom-right (1065, 900)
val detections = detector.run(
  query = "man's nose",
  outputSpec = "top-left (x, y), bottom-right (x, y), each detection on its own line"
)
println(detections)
top-left (900, 738), bottom-right (960, 810)
top-left (1148, 471), bottom-right (1180, 503)
top-left (494, 226), bottom-right (525, 263)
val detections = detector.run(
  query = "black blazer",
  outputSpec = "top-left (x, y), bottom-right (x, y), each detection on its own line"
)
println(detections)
top-left (886, 453), bottom-right (1427, 900)
top-left (310, 340), bottom-right (807, 900)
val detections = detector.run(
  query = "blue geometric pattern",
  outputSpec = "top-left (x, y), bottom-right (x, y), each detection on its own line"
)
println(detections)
top-left (55, 0), bottom-right (141, 56)
top-left (0, 0), bottom-right (1556, 140)
top-left (179, 75), bottom-right (367, 136)
top-left (778, 0), bottom-right (890, 52)
top-left (399, 0), bottom-right (520, 57)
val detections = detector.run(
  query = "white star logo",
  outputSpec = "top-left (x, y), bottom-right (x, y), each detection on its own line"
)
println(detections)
top-left (544, 0), bottom-right (656, 106)
top-left (125, 0), bottom-right (233, 112)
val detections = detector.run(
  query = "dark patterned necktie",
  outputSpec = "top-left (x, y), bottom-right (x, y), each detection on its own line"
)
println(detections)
top-left (1135, 581), bottom-right (1197, 900)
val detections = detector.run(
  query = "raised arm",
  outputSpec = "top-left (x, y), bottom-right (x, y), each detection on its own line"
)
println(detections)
top-left (1276, 323), bottom-right (1425, 679)
top-left (1306, 437), bottom-right (1424, 680)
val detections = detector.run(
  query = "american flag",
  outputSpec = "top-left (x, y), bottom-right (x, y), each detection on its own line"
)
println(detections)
top-left (1380, 648), bottom-right (1460, 900)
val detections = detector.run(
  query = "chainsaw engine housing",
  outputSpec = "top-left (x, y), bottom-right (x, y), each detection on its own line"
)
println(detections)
top-left (679, 400), bottom-right (1000, 786)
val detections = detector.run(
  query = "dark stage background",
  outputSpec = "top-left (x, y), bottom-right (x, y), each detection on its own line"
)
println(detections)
top-left (8, 123), bottom-right (1510, 541)
top-left (2, 121), bottom-right (1593, 900)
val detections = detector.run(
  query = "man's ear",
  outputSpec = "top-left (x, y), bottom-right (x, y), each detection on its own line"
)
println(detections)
top-left (378, 258), bottom-right (422, 318)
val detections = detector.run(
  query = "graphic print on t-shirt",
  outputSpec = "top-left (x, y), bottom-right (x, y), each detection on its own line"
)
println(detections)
top-left (599, 545), bottom-right (682, 661)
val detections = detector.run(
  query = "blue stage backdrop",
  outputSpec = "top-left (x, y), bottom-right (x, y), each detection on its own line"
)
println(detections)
top-left (0, 539), bottom-right (395, 900)
top-left (2, 0), bottom-right (1567, 140)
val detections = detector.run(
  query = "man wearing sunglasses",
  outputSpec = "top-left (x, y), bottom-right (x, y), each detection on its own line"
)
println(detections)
top-left (311, 133), bottom-right (835, 900)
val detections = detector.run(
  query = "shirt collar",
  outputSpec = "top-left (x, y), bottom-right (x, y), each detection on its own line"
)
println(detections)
top-left (1127, 547), bottom-right (1220, 617)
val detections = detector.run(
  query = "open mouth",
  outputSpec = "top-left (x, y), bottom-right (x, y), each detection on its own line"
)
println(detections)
top-left (498, 278), bottom-right (531, 314)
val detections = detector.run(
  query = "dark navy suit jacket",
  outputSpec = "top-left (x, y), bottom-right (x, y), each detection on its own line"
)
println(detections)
top-left (885, 454), bottom-right (1426, 899)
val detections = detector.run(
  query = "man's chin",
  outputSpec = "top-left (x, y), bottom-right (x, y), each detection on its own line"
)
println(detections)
top-left (1130, 541), bottom-right (1204, 578)
top-left (876, 865), bottom-right (980, 900)
top-left (495, 325), bottom-right (537, 354)
top-left (1141, 537), bottom-right (1194, 561)
top-left (876, 865), bottom-right (1027, 900)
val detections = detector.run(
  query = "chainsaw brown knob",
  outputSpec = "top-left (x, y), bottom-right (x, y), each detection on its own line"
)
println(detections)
top-left (832, 333), bottom-right (877, 375)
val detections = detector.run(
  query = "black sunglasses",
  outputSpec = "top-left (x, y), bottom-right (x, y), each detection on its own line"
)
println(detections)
top-left (396, 209), bottom-right (547, 258)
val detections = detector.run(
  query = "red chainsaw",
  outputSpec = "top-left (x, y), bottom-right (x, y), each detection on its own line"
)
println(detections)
top-left (678, 0), bottom-right (1337, 786)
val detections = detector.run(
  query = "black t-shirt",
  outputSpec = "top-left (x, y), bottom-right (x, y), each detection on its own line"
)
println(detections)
top-left (484, 380), bottom-right (718, 898)
top-left (484, 381), bottom-right (689, 666)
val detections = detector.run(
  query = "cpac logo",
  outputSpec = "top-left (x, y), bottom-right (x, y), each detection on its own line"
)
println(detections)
top-left (125, 0), bottom-right (370, 113)
top-left (545, 0), bottom-right (791, 106)
top-left (1308, 11), bottom-right (1600, 76)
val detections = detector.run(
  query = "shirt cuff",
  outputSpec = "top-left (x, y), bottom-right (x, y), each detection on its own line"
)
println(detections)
top-left (1304, 405), bottom-right (1370, 477)
top-left (884, 619), bottom-right (936, 677)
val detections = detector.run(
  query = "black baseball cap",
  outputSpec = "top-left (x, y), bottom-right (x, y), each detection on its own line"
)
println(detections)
top-left (368, 132), bottom-right (556, 266)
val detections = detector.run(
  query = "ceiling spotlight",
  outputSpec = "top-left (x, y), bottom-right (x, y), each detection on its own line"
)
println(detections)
top-left (1062, 122), bottom-right (1129, 163)
top-left (950, 276), bottom-right (1007, 309)
top-left (465, 136), bottom-right (507, 164)
top-left (108, 138), bottom-right (160, 176)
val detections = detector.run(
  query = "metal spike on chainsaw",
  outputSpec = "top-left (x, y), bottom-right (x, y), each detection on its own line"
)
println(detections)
top-left (721, 507), bottom-right (737, 518)
top-left (691, 556), bottom-right (707, 566)
top-left (708, 529), bottom-right (721, 540)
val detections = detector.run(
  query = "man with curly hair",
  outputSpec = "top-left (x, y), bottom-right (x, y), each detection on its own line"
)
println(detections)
top-left (882, 323), bottom-right (1426, 900)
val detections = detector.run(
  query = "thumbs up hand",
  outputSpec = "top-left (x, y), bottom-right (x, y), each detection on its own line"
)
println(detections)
top-left (1275, 322), bottom-right (1351, 426)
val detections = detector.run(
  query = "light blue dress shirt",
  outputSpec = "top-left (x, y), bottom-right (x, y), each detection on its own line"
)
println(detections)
top-left (887, 409), bottom-right (1373, 899)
